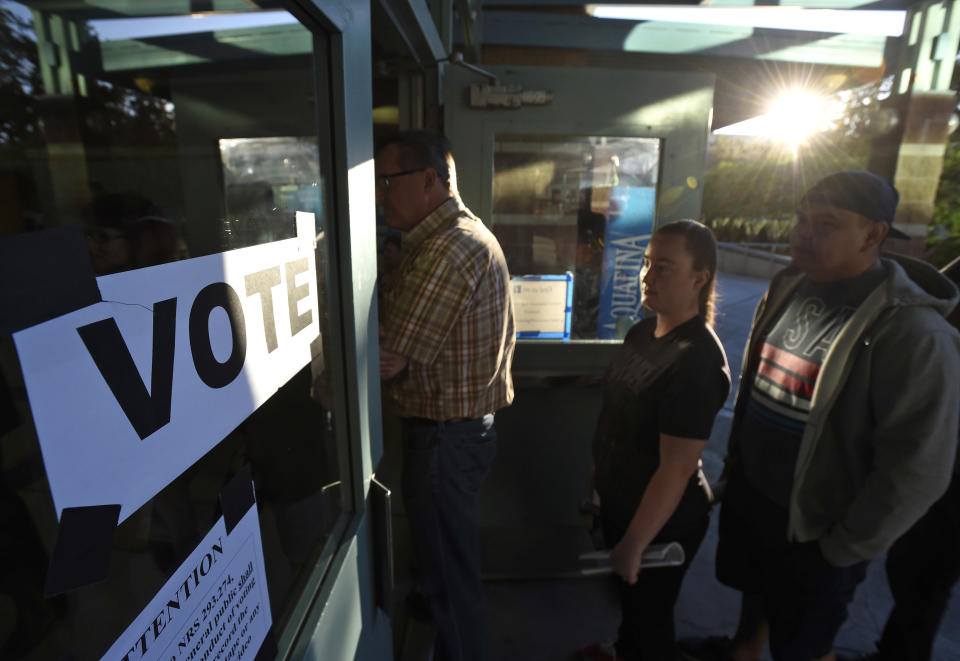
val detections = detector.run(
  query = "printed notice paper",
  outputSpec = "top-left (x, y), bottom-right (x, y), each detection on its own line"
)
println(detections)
top-left (512, 274), bottom-right (573, 338)
top-left (102, 505), bottom-right (271, 661)
top-left (13, 213), bottom-right (320, 523)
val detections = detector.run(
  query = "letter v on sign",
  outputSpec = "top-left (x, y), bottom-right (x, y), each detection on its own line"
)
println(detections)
top-left (76, 298), bottom-right (177, 440)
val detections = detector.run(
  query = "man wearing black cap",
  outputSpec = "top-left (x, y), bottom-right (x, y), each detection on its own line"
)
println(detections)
top-left (691, 171), bottom-right (960, 661)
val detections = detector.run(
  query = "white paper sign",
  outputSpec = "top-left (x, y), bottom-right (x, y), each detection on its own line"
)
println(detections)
top-left (102, 505), bottom-right (272, 661)
top-left (13, 214), bottom-right (320, 522)
top-left (512, 277), bottom-right (571, 335)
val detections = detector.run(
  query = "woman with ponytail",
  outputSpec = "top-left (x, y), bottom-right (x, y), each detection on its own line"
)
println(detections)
top-left (583, 220), bottom-right (730, 661)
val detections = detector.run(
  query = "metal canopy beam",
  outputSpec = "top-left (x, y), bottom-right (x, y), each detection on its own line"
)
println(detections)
top-left (96, 24), bottom-right (311, 71)
top-left (19, 0), bottom-right (264, 20)
top-left (485, 0), bottom-right (917, 8)
top-left (377, 0), bottom-right (446, 67)
top-left (481, 10), bottom-right (888, 67)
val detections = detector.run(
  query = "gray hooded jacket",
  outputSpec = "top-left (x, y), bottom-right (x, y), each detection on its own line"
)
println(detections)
top-left (729, 255), bottom-right (960, 566)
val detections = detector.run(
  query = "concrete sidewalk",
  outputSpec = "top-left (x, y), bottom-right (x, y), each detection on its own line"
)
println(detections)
top-left (483, 271), bottom-right (960, 661)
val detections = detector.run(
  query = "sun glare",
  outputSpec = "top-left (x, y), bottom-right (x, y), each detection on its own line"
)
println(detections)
top-left (767, 91), bottom-right (828, 144)
top-left (716, 89), bottom-right (841, 144)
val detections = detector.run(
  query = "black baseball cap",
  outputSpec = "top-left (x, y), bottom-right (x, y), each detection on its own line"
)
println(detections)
top-left (802, 171), bottom-right (909, 240)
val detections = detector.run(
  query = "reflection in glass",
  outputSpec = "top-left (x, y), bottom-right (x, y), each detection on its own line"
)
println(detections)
top-left (0, 2), bottom-right (342, 658)
top-left (493, 135), bottom-right (660, 339)
top-left (219, 137), bottom-right (323, 249)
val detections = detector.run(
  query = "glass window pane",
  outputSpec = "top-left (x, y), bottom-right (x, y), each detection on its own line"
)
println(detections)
top-left (492, 135), bottom-right (660, 339)
top-left (0, 1), bottom-right (343, 658)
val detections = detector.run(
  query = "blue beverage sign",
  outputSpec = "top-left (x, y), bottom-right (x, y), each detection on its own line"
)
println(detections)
top-left (597, 186), bottom-right (655, 339)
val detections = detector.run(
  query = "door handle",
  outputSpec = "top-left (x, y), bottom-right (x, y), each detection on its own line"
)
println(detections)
top-left (370, 475), bottom-right (394, 613)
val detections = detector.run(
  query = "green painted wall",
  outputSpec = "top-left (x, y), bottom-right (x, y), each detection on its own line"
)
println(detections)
top-left (444, 64), bottom-right (716, 229)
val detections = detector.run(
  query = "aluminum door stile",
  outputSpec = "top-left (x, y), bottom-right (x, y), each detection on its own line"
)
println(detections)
top-left (280, 1), bottom-right (392, 660)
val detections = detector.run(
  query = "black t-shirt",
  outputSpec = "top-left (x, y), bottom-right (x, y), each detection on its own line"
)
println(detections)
top-left (738, 267), bottom-right (886, 508)
top-left (593, 315), bottom-right (730, 536)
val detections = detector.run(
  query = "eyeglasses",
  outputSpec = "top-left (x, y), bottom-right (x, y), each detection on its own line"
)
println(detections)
top-left (375, 168), bottom-right (425, 188)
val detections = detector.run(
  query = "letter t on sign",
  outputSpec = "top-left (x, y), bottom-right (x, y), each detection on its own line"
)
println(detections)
top-left (244, 266), bottom-right (282, 353)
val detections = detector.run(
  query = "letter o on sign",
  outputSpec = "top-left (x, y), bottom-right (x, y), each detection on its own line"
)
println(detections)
top-left (189, 283), bottom-right (247, 389)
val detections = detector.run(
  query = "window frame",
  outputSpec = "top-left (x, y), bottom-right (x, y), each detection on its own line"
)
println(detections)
top-left (490, 130), bottom-right (666, 345)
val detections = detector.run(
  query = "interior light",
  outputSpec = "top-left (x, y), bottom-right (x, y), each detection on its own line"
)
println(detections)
top-left (586, 4), bottom-right (906, 37)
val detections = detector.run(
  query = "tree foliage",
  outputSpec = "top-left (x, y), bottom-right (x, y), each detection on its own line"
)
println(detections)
top-left (702, 134), bottom-right (870, 223)
top-left (79, 78), bottom-right (176, 148)
top-left (0, 6), bottom-right (175, 153)
top-left (933, 133), bottom-right (960, 235)
top-left (0, 4), bottom-right (41, 148)
top-left (701, 77), bottom-right (891, 225)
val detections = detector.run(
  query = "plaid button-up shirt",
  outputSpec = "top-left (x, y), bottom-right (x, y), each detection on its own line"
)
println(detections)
top-left (382, 197), bottom-right (516, 420)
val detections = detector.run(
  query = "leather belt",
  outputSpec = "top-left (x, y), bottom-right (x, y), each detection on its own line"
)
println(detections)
top-left (403, 416), bottom-right (481, 426)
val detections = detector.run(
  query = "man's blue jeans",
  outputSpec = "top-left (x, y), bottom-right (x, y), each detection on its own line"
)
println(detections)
top-left (401, 415), bottom-right (497, 661)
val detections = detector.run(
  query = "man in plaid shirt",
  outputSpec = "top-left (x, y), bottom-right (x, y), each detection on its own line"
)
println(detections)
top-left (377, 131), bottom-right (515, 661)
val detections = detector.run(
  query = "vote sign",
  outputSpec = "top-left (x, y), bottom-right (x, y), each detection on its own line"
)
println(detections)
top-left (13, 214), bottom-right (321, 523)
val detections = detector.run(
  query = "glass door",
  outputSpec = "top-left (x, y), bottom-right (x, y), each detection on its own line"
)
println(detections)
top-left (0, 1), bottom-right (354, 658)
